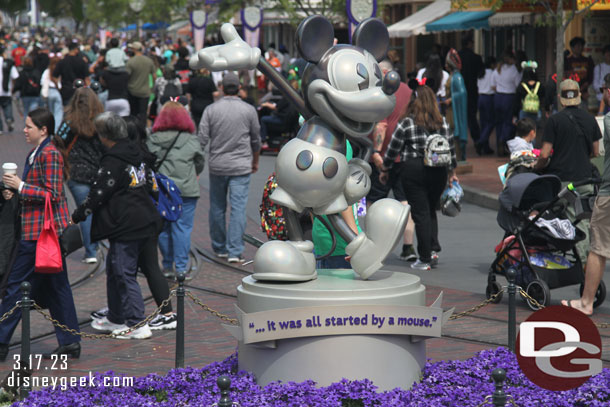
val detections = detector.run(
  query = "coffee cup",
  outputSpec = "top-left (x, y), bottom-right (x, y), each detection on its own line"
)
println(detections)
top-left (2, 163), bottom-right (17, 176)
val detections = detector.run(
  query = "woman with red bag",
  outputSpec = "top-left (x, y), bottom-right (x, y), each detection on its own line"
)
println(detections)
top-left (0, 108), bottom-right (81, 361)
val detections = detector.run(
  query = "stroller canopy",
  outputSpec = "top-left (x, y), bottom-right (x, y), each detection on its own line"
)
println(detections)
top-left (499, 173), bottom-right (562, 212)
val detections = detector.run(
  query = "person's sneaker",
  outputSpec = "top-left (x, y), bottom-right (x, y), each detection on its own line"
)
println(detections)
top-left (399, 246), bottom-right (417, 262)
top-left (90, 307), bottom-right (109, 320)
top-left (215, 252), bottom-right (228, 259)
top-left (228, 256), bottom-right (245, 264)
top-left (431, 251), bottom-right (439, 267)
top-left (410, 259), bottom-right (431, 271)
top-left (149, 313), bottom-right (177, 331)
top-left (112, 324), bottom-right (152, 339)
top-left (91, 317), bottom-right (127, 332)
top-left (163, 268), bottom-right (175, 279)
top-left (82, 257), bottom-right (98, 264)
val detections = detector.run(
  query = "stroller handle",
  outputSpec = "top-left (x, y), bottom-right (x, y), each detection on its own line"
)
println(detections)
top-left (568, 178), bottom-right (602, 189)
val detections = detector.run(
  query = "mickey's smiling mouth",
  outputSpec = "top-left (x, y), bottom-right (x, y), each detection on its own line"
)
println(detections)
top-left (308, 79), bottom-right (395, 137)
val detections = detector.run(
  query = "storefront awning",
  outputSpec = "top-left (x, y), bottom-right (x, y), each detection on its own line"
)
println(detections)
top-left (387, 0), bottom-right (451, 38)
top-left (488, 12), bottom-right (533, 27)
top-left (426, 11), bottom-right (494, 33)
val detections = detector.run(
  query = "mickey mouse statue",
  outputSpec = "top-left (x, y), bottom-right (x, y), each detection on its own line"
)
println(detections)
top-left (191, 16), bottom-right (409, 282)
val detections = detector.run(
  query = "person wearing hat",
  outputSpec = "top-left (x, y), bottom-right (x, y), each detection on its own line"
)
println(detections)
top-left (562, 73), bottom-right (610, 315)
top-left (125, 41), bottom-right (156, 127)
top-left (197, 72), bottom-right (261, 264)
top-left (535, 78), bottom-right (601, 264)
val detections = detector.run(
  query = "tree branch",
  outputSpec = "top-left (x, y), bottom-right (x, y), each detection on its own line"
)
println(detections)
top-left (575, 0), bottom-right (601, 15)
top-left (294, 0), bottom-right (312, 16)
top-left (535, 0), bottom-right (556, 16)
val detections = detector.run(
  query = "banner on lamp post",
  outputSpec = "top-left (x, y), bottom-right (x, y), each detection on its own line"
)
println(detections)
top-left (99, 28), bottom-right (107, 49)
top-left (190, 10), bottom-right (208, 51)
top-left (241, 6), bottom-right (263, 49)
top-left (346, 0), bottom-right (377, 43)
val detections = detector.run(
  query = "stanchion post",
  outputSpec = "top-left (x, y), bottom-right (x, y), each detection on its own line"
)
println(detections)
top-left (20, 282), bottom-right (32, 400)
top-left (175, 272), bottom-right (185, 369)
top-left (506, 268), bottom-right (517, 352)
top-left (217, 376), bottom-right (233, 407)
top-left (491, 368), bottom-right (507, 407)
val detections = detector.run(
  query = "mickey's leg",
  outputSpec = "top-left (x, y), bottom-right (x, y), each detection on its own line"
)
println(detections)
top-left (252, 208), bottom-right (317, 282)
top-left (329, 199), bottom-right (410, 280)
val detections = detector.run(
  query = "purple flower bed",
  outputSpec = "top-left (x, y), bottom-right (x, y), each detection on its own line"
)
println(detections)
top-left (12, 347), bottom-right (610, 406)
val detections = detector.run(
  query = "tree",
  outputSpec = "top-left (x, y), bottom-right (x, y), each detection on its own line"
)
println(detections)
top-left (268, 0), bottom-right (347, 26)
top-left (534, 0), bottom-right (603, 86)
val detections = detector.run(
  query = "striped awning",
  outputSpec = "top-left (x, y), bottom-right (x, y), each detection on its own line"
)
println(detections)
top-left (488, 12), bottom-right (533, 27)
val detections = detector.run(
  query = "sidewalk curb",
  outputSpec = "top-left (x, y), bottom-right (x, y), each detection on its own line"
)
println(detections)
top-left (462, 185), bottom-right (499, 211)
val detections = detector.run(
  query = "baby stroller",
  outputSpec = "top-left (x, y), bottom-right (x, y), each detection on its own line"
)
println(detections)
top-left (486, 173), bottom-right (606, 310)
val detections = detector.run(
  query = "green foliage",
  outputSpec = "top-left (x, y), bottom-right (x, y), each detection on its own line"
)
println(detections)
top-left (0, 0), bottom-right (28, 14)
top-left (270, 0), bottom-right (347, 27)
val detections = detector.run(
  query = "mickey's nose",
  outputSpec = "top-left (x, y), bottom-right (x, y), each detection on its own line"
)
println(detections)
top-left (382, 71), bottom-right (400, 95)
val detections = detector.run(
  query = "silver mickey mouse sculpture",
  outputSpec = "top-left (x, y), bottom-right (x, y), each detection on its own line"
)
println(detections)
top-left (191, 16), bottom-right (409, 282)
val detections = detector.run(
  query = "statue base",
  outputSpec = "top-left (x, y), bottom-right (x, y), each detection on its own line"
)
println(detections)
top-left (236, 269), bottom-right (428, 391)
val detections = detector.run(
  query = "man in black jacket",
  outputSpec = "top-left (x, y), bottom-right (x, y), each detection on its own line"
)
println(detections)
top-left (72, 112), bottom-right (162, 339)
top-left (459, 36), bottom-right (483, 147)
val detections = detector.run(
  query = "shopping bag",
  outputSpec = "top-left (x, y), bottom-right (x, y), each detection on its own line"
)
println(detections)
top-left (35, 194), bottom-right (63, 273)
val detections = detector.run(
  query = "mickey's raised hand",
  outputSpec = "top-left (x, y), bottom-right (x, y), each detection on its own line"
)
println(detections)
top-left (189, 23), bottom-right (261, 71)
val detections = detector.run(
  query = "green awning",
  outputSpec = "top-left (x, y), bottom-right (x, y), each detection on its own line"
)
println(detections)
top-left (426, 11), bottom-right (494, 33)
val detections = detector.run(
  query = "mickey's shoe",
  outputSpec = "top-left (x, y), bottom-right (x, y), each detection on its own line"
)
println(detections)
top-left (346, 198), bottom-right (410, 280)
top-left (252, 240), bottom-right (317, 282)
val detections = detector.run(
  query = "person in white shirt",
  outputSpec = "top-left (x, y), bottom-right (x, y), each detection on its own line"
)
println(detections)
top-left (41, 53), bottom-right (63, 132)
top-left (476, 57), bottom-right (496, 155)
top-left (491, 50), bottom-right (522, 156)
top-left (0, 47), bottom-right (19, 135)
top-left (416, 54), bottom-right (450, 100)
top-left (594, 45), bottom-right (610, 114)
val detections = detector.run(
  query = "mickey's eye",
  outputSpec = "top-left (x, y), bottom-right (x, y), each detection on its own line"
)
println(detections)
top-left (357, 63), bottom-right (369, 90)
top-left (374, 64), bottom-right (382, 87)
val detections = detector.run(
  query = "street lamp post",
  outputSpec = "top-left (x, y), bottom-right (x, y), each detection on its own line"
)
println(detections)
top-left (129, 0), bottom-right (145, 40)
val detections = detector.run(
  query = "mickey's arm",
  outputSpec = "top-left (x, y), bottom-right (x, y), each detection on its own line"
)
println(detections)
top-left (190, 23), bottom-right (312, 120)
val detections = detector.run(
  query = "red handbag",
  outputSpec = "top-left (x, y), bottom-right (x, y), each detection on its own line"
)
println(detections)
top-left (35, 193), bottom-right (63, 274)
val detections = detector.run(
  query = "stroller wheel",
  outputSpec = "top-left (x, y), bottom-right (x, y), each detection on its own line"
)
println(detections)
top-left (580, 281), bottom-right (607, 309)
top-left (486, 282), bottom-right (503, 303)
top-left (525, 280), bottom-right (550, 311)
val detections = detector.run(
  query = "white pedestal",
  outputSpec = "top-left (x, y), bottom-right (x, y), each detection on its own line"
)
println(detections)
top-left (236, 269), bottom-right (427, 391)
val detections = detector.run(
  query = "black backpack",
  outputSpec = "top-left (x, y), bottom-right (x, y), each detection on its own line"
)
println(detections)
top-left (20, 69), bottom-right (41, 96)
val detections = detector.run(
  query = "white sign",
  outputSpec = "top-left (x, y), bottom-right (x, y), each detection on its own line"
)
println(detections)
top-left (233, 303), bottom-right (447, 344)
top-left (191, 10), bottom-right (207, 27)
top-left (350, 0), bottom-right (375, 23)
top-left (243, 6), bottom-right (262, 29)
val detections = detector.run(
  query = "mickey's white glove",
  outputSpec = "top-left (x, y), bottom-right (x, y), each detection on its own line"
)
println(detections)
top-left (189, 23), bottom-right (261, 71)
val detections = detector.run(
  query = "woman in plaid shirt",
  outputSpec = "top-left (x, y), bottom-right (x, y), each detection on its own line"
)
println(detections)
top-left (0, 108), bottom-right (81, 361)
top-left (381, 85), bottom-right (459, 271)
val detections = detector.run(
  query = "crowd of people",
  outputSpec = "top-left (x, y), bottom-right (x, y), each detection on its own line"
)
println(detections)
top-left (0, 21), bottom-right (608, 363)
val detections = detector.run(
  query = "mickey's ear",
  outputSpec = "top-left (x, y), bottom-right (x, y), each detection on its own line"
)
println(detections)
top-left (352, 18), bottom-right (389, 62)
top-left (296, 15), bottom-right (334, 64)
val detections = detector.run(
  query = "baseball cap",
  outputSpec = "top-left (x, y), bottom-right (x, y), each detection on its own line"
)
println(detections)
top-left (222, 72), bottom-right (240, 89)
top-left (559, 79), bottom-right (581, 107)
top-left (129, 41), bottom-right (143, 51)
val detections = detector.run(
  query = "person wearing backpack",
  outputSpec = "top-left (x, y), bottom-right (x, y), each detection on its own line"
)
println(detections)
top-left (15, 56), bottom-right (42, 115)
top-left (513, 62), bottom-right (545, 124)
top-left (380, 85), bottom-right (458, 271)
top-left (147, 101), bottom-right (204, 280)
